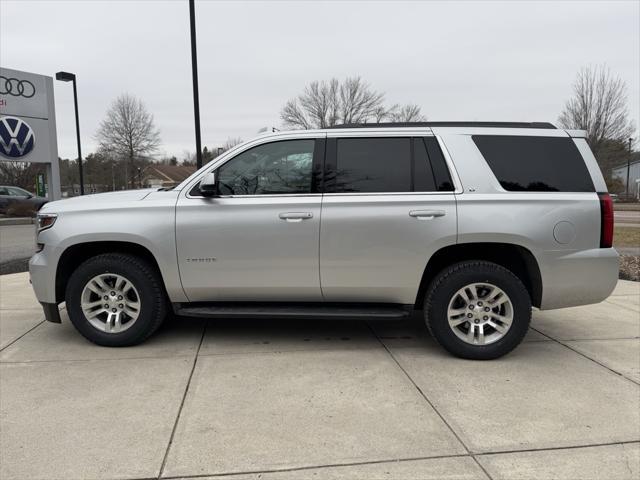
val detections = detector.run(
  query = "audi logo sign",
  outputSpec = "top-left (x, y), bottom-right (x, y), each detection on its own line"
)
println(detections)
top-left (0, 116), bottom-right (35, 158)
top-left (0, 67), bottom-right (62, 199)
top-left (0, 67), bottom-right (47, 119)
top-left (0, 76), bottom-right (36, 98)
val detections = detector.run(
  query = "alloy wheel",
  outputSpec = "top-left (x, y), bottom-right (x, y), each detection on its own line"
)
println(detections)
top-left (446, 282), bottom-right (514, 345)
top-left (80, 273), bottom-right (141, 333)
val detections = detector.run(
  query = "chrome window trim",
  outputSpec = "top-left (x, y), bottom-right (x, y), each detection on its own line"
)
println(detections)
top-left (325, 127), bottom-right (433, 138)
top-left (322, 191), bottom-right (456, 197)
top-left (186, 192), bottom-right (323, 200)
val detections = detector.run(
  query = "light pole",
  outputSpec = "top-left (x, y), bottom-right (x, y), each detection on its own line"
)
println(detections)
top-left (189, 0), bottom-right (203, 169)
top-left (626, 138), bottom-right (632, 198)
top-left (55, 71), bottom-right (85, 195)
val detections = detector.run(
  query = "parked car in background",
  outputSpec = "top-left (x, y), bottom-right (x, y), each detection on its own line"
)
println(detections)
top-left (0, 186), bottom-right (48, 216)
top-left (29, 122), bottom-right (618, 359)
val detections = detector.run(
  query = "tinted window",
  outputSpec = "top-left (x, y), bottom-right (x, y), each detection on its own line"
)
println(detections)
top-left (217, 140), bottom-right (314, 195)
top-left (334, 138), bottom-right (411, 193)
top-left (413, 138), bottom-right (437, 191)
top-left (473, 135), bottom-right (595, 192)
top-left (424, 137), bottom-right (455, 191)
top-left (8, 187), bottom-right (29, 197)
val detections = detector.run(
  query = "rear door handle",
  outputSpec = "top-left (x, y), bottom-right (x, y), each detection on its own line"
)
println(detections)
top-left (409, 210), bottom-right (446, 220)
top-left (279, 212), bottom-right (313, 222)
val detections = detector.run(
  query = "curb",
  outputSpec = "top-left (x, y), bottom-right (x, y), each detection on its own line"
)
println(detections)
top-left (0, 257), bottom-right (30, 275)
top-left (0, 217), bottom-right (35, 226)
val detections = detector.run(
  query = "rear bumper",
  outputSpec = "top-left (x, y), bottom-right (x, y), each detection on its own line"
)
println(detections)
top-left (539, 248), bottom-right (619, 310)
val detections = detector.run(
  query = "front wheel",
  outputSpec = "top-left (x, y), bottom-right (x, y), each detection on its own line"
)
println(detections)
top-left (65, 253), bottom-right (167, 346)
top-left (424, 261), bottom-right (531, 360)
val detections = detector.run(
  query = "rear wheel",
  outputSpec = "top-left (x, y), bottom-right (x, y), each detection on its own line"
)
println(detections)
top-left (424, 261), bottom-right (531, 359)
top-left (66, 253), bottom-right (167, 346)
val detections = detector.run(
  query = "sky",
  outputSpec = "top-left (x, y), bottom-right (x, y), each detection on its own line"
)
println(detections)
top-left (1, 0), bottom-right (639, 160)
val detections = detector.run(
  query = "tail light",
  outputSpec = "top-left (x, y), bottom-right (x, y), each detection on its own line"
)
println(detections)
top-left (598, 193), bottom-right (614, 248)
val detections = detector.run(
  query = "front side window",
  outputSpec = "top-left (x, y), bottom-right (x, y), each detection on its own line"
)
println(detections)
top-left (217, 140), bottom-right (315, 195)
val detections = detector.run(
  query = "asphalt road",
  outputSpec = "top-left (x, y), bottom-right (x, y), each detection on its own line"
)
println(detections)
top-left (0, 225), bottom-right (36, 274)
top-left (616, 209), bottom-right (640, 225)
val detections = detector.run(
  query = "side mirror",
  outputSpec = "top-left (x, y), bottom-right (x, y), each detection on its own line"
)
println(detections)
top-left (199, 171), bottom-right (218, 197)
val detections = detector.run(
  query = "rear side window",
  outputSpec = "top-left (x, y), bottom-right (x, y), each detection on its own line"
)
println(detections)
top-left (334, 137), bottom-right (411, 192)
top-left (327, 137), bottom-right (454, 193)
top-left (424, 137), bottom-right (455, 191)
top-left (473, 135), bottom-right (595, 192)
top-left (413, 138), bottom-right (436, 191)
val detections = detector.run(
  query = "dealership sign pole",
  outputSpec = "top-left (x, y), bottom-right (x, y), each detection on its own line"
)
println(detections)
top-left (56, 71), bottom-right (85, 195)
top-left (0, 67), bottom-right (62, 200)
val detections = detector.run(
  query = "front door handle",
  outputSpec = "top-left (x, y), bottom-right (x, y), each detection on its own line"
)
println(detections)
top-left (409, 210), bottom-right (446, 220)
top-left (279, 212), bottom-right (313, 222)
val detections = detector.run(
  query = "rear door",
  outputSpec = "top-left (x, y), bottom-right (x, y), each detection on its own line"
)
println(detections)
top-left (319, 133), bottom-right (458, 304)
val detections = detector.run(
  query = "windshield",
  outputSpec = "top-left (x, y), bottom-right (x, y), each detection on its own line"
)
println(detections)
top-left (8, 187), bottom-right (31, 196)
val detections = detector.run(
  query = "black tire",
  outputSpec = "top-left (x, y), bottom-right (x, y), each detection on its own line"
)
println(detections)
top-left (65, 253), bottom-right (167, 347)
top-left (424, 261), bottom-right (531, 360)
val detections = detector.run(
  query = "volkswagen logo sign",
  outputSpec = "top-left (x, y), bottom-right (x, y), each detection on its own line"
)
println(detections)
top-left (0, 76), bottom-right (36, 98)
top-left (0, 116), bottom-right (35, 158)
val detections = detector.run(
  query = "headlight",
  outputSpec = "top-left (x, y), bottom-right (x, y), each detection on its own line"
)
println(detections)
top-left (37, 213), bottom-right (57, 232)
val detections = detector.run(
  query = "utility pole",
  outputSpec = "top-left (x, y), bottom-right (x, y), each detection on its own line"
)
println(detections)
top-left (626, 137), bottom-right (632, 198)
top-left (189, 0), bottom-right (203, 169)
top-left (55, 71), bottom-right (85, 195)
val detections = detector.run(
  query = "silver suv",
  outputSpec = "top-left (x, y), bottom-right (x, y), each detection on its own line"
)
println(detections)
top-left (29, 122), bottom-right (618, 359)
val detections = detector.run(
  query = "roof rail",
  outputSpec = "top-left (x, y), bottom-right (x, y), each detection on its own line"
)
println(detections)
top-left (326, 121), bottom-right (557, 129)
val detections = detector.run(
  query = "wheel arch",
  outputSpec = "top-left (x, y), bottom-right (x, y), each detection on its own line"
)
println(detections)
top-left (55, 241), bottom-right (165, 303)
top-left (414, 242), bottom-right (542, 309)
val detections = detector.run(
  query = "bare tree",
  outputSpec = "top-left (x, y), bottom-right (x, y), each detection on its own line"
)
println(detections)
top-left (222, 137), bottom-right (243, 151)
top-left (95, 94), bottom-right (161, 188)
top-left (558, 65), bottom-right (635, 171)
top-left (281, 76), bottom-right (425, 128)
top-left (0, 161), bottom-right (44, 191)
top-left (388, 104), bottom-right (426, 122)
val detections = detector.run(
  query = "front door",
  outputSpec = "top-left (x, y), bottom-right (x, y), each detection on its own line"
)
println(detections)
top-left (320, 134), bottom-right (458, 304)
top-left (176, 136), bottom-right (325, 302)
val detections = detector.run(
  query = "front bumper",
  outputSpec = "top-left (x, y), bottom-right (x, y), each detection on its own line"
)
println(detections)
top-left (28, 247), bottom-right (58, 304)
top-left (539, 248), bottom-right (619, 310)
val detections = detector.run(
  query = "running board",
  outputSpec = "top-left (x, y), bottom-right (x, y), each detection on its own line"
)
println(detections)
top-left (173, 302), bottom-right (412, 320)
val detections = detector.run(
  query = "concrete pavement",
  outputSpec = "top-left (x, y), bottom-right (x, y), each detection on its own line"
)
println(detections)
top-left (0, 272), bottom-right (638, 480)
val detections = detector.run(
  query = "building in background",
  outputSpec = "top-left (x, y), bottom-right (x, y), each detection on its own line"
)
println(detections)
top-left (612, 155), bottom-right (640, 200)
top-left (143, 164), bottom-right (196, 189)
